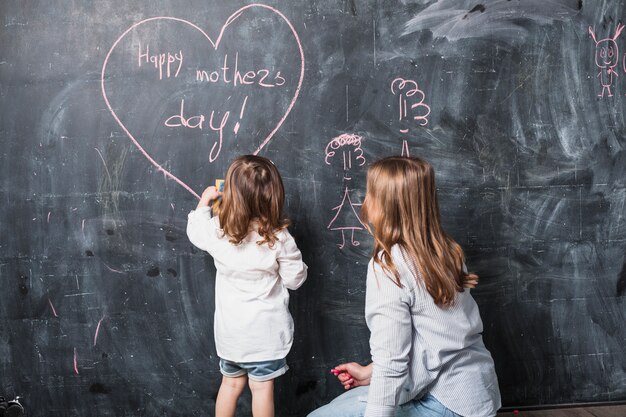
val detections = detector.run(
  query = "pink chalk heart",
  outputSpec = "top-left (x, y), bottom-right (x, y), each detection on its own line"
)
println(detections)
top-left (101, 4), bottom-right (305, 199)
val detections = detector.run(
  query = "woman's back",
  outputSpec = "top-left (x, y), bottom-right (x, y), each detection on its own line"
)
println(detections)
top-left (365, 245), bottom-right (501, 417)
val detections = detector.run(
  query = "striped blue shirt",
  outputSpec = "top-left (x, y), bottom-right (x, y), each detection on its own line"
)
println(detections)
top-left (364, 246), bottom-right (501, 417)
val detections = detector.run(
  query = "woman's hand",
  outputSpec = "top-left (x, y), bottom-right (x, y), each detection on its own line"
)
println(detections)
top-left (463, 273), bottom-right (479, 289)
top-left (332, 362), bottom-right (373, 390)
top-left (197, 186), bottom-right (221, 209)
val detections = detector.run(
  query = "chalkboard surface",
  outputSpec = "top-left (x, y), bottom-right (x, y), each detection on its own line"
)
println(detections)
top-left (2, 1), bottom-right (626, 415)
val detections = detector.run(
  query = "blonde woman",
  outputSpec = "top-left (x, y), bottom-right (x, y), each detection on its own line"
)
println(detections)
top-left (309, 156), bottom-right (500, 417)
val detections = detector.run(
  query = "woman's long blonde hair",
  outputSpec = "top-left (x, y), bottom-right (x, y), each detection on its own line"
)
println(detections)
top-left (218, 155), bottom-right (289, 247)
top-left (361, 156), bottom-right (473, 307)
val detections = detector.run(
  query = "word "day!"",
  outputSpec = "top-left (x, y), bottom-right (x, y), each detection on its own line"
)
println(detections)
top-left (138, 43), bottom-right (183, 80)
top-left (164, 96), bottom-right (249, 162)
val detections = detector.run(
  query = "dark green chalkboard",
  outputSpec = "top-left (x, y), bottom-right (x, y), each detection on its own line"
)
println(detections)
top-left (1, 1), bottom-right (625, 415)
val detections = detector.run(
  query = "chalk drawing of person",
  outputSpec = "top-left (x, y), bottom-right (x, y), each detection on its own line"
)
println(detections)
top-left (325, 133), bottom-right (366, 179)
top-left (589, 23), bottom-right (624, 97)
top-left (325, 134), bottom-right (366, 249)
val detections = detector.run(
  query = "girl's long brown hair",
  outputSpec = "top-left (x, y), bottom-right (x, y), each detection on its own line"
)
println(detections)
top-left (361, 156), bottom-right (473, 307)
top-left (218, 155), bottom-right (289, 247)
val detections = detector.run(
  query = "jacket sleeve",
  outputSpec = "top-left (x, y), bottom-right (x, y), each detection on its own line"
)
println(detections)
top-left (186, 206), bottom-right (218, 253)
top-left (364, 260), bottom-right (413, 417)
top-left (277, 231), bottom-right (308, 290)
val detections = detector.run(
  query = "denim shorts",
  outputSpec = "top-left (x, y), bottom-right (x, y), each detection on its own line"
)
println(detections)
top-left (219, 357), bottom-right (288, 382)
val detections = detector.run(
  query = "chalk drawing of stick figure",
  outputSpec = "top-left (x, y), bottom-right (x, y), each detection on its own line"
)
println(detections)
top-left (324, 133), bottom-right (366, 179)
top-left (391, 77), bottom-right (430, 155)
top-left (589, 23), bottom-right (624, 97)
top-left (325, 134), bottom-right (366, 249)
top-left (328, 186), bottom-right (365, 249)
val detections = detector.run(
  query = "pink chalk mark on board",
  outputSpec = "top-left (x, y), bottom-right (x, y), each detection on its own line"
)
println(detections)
top-left (325, 134), bottom-right (366, 249)
top-left (328, 186), bottom-right (365, 249)
top-left (101, 4), bottom-right (305, 199)
top-left (589, 23), bottom-right (624, 97)
top-left (324, 133), bottom-right (366, 180)
top-left (391, 78), bottom-right (430, 129)
top-left (402, 140), bottom-right (410, 157)
top-left (48, 298), bottom-right (58, 317)
top-left (73, 348), bottom-right (79, 375)
top-left (94, 315), bottom-right (106, 347)
top-left (233, 96), bottom-right (249, 135)
top-left (391, 77), bottom-right (430, 156)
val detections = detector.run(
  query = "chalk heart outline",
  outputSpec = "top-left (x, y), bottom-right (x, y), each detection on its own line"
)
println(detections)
top-left (101, 4), bottom-right (305, 199)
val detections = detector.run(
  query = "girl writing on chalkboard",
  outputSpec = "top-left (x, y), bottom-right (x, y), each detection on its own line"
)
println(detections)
top-left (308, 156), bottom-right (501, 417)
top-left (187, 155), bottom-right (307, 417)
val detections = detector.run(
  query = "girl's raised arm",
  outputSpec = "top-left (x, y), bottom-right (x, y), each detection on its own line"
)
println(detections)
top-left (277, 232), bottom-right (308, 290)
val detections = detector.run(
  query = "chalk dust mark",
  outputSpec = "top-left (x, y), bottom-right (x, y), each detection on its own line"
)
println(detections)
top-left (48, 298), bottom-right (58, 317)
top-left (102, 261), bottom-right (125, 274)
top-left (617, 253), bottom-right (626, 296)
top-left (94, 316), bottom-right (106, 346)
top-left (95, 148), bottom-right (113, 185)
top-left (373, 19), bottom-right (376, 67)
top-left (73, 348), bottom-right (79, 374)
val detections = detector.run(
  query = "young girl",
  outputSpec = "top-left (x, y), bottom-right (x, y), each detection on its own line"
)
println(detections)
top-left (187, 155), bottom-right (308, 417)
top-left (308, 156), bottom-right (501, 417)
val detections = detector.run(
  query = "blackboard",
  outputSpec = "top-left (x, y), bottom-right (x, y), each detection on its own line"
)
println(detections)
top-left (1, 0), bottom-right (626, 415)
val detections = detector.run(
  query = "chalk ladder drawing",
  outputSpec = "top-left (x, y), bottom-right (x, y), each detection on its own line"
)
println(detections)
top-left (325, 134), bottom-right (366, 249)
top-left (589, 23), bottom-right (624, 98)
top-left (390, 77), bottom-right (430, 156)
top-left (101, 4), bottom-right (305, 200)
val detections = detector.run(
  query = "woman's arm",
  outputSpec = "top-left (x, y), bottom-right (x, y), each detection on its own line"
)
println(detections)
top-left (364, 261), bottom-right (413, 417)
top-left (333, 362), bottom-right (373, 389)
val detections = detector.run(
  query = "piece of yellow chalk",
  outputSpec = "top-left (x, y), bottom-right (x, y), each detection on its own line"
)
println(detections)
top-left (212, 180), bottom-right (224, 215)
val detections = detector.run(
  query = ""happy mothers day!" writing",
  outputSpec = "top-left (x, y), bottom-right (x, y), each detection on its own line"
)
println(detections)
top-left (137, 42), bottom-right (288, 162)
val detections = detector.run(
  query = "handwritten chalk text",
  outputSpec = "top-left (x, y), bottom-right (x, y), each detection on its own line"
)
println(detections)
top-left (196, 53), bottom-right (285, 88)
top-left (164, 97), bottom-right (249, 162)
top-left (138, 43), bottom-right (183, 80)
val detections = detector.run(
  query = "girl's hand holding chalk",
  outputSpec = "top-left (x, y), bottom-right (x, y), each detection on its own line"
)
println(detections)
top-left (197, 185), bottom-right (222, 209)
top-left (331, 362), bottom-right (373, 390)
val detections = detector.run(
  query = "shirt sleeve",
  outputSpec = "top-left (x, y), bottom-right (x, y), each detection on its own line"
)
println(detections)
top-left (364, 260), bottom-right (413, 417)
top-left (277, 231), bottom-right (308, 290)
top-left (186, 206), bottom-right (219, 253)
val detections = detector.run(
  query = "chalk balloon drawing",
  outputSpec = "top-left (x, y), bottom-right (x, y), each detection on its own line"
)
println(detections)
top-left (390, 77), bottom-right (430, 156)
top-left (101, 4), bottom-right (305, 199)
top-left (589, 23), bottom-right (624, 98)
top-left (391, 77), bottom-right (430, 130)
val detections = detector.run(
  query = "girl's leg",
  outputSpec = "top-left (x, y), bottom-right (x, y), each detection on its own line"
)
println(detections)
top-left (216, 375), bottom-right (247, 417)
top-left (249, 379), bottom-right (275, 417)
